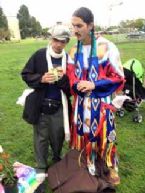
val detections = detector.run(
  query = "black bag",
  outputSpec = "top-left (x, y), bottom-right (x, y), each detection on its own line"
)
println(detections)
top-left (41, 98), bottom-right (62, 114)
top-left (47, 150), bottom-right (116, 193)
top-left (23, 91), bottom-right (42, 124)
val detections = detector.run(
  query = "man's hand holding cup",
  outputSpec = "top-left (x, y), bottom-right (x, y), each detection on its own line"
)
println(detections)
top-left (56, 67), bottom-right (64, 79)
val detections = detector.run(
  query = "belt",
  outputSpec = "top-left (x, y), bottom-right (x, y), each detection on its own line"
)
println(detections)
top-left (41, 99), bottom-right (62, 114)
top-left (43, 98), bottom-right (61, 106)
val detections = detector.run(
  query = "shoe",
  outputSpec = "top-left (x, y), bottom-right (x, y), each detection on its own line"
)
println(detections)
top-left (107, 168), bottom-right (120, 186)
top-left (36, 172), bottom-right (47, 183)
top-left (87, 163), bottom-right (96, 176)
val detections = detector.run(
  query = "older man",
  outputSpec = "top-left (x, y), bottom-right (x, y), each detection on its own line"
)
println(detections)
top-left (21, 24), bottom-right (71, 177)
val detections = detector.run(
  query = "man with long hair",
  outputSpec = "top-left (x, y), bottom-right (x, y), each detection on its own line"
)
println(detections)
top-left (67, 7), bottom-right (124, 186)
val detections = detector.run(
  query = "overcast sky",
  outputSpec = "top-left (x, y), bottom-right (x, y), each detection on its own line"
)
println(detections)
top-left (0, 0), bottom-right (145, 28)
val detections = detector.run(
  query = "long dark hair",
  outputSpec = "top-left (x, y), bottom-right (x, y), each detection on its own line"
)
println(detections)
top-left (73, 7), bottom-right (95, 64)
top-left (73, 7), bottom-right (94, 24)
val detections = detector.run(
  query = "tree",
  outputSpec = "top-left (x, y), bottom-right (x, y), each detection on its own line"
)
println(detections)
top-left (0, 7), bottom-right (8, 29)
top-left (17, 5), bottom-right (31, 38)
top-left (119, 18), bottom-right (145, 31)
top-left (17, 4), bottom-right (42, 39)
top-left (42, 28), bottom-right (49, 39)
top-left (94, 25), bottom-right (101, 32)
top-left (30, 16), bottom-right (42, 37)
top-left (0, 7), bottom-right (10, 40)
top-left (134, 19), bottom-right (145, 30)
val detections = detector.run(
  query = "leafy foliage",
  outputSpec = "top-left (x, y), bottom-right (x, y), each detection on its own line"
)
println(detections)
top-left (0, 7), bottom-right (8, 29)
top-left (17, 5), bottom-right (31, 39)
top-left (17, 5), bottom-right (42, 39)
top-left (0, 145), bottom-right (17, 185)
top-left (29, 16), bottom-right (42, 37)
top-left (0, 7), bottom-right (10, 40)
top-left (120, 18), bottom-right (145, 31)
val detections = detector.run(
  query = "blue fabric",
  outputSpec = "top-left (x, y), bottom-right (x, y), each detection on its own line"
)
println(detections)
top-left (73, 38), bottom-right (120, 141)
top-left (45, 57), bottom-right (62, 100)
top-left (75, 50), bottom-right (100, 138)
top-left (106, 109), bottom-right (115, 139)
top-left (77, 96), bottom-right (84, 136)
top-left (93, 80), bottom-right (120, 98)
top-left (74, 52), bottom-right (84, 78)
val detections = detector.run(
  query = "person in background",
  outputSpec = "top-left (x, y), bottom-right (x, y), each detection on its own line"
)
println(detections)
top-left (67, 7), bottom-right (125, 186)
top-left (21, 24), bottom-right (71, 180)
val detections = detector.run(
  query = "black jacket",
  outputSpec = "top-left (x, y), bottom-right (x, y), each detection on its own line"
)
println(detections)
top-left (21, 48), bottom-right (71, 124)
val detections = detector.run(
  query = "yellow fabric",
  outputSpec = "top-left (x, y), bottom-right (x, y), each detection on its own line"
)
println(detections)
top-left (106, 142), bottom-right (113, 167)
top-left (97, 43), bottom-right (107, 59)
top-left (101, 120), bottom-right (107, 158)
top-left (69, 46), bottom-right (77, 60)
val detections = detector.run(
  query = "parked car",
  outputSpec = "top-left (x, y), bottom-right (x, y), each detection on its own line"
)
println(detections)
top-left (127, 31), bottom-right (145, 39)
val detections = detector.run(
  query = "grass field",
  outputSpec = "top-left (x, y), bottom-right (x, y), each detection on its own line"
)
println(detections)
top-left (0, 37), bottom-right (145, 193)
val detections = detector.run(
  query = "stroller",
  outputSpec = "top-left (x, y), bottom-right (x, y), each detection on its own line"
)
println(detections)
top-left (116, 58), bottom-right (145, 123)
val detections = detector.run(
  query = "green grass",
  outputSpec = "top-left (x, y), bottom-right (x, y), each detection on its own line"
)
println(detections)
top-left (0, 37), bottom-right (145, 193)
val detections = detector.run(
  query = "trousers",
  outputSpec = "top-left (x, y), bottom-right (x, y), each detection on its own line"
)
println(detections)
top-left (33, 106), bottom-right (64, 171)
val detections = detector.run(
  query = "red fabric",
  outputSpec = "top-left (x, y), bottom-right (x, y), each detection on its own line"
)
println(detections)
top-left (66, 64), bottom-right (79, 95)
top-left (98, 62), bottom-right (125, 93)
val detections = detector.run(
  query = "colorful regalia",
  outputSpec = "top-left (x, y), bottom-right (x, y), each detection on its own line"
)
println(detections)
top-left (67, 36), bottom-right (124, 174)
